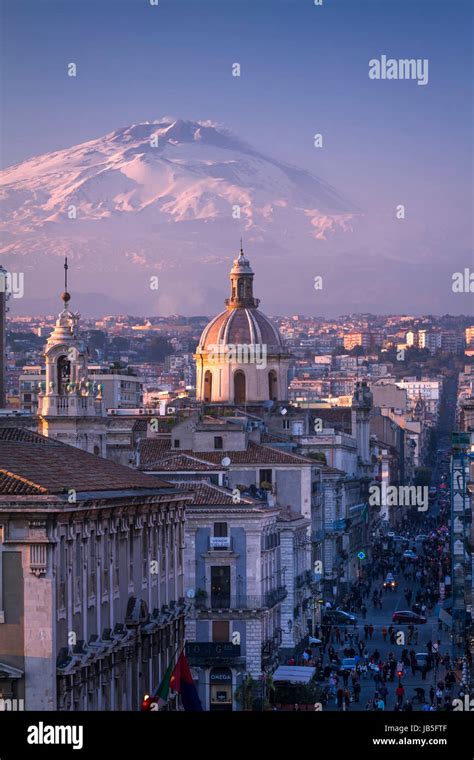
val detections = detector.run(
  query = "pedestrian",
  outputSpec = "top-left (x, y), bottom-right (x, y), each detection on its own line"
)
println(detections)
top-left (344, 689), bottom-right (351, 710)
top-left (429, 686), bottom-right (435, 706)
top-left (368, 624), bottom-right (374, 639)
top-left (382, 627), bottom-right (387, 642)
top-left (353, 680), bottom-right (361, 703)
top-left (396, 684), bottom-right (405, 705)
top-left (336, 687), bottom-right (344, 710)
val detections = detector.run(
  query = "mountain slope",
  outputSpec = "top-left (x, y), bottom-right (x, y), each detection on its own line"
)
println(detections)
top-left (0, 118), bottom-right (358, 314)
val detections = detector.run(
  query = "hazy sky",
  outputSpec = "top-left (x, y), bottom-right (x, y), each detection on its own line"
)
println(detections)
top-left (1, 0), bottom-right (473, 316)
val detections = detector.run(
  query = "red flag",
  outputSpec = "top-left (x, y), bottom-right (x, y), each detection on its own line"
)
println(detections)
top-left (170, 652), bottom-right (202, 711)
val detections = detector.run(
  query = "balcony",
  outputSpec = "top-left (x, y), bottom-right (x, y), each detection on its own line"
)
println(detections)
top-left (197, 587), bottom-right (287, 612)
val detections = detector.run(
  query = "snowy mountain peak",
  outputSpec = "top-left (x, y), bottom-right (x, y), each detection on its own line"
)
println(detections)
top-left (0, 118), bottom-right (357, 314)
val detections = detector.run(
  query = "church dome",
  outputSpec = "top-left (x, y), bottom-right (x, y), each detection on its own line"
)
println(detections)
top-left (197, 244), bottom-right (285, 354)
top-left (194, 245), bottom-right (290, 405)
top-left (198, 307), bottom-right (284, 352)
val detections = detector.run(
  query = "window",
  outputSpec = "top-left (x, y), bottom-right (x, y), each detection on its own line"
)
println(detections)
top-left (169, 524), bottom-right (174, 571)
top-left (74, 537), bottom-right (82, 604)
top-left (128, 530), bottom-right (134, 585)
top-left (211, 566), bottom-right (231, 607)
top-left (88, 534), bottom-right (96, 598)
top-left (58, 537), bottom-right (66, 609)
top-left (282, 418), bottom-right (290, 430)
top-left (114, 533), bottom-right (120, 590)
top-left (259, 469), bottom-right (272, 487)
top-left (212, 621), bottom-right (230, 642)
top-left (102, 530), bottom-right (109, 591)
top-left (161, 527), bottom-right (166, 573)
top-left (234, 370), bottom-right (246, 404)
top-left (214, 436), bottom-right (223, 450)
top-left (142, 529), bottom-right (148, 581)
top-left (173, 439), bottom-right (180, 449)
top-left (212, 522), bottom-right (228, 550)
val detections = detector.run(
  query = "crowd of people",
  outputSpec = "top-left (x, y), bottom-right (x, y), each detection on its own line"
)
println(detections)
top-left (289, 505), bottom-right (472, 711)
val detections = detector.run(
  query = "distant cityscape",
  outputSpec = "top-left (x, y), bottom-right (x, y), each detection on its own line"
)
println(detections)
top-left (5, 306), bottom-right (474, 416)
top-left (0, 252), bottom-right (473, 714)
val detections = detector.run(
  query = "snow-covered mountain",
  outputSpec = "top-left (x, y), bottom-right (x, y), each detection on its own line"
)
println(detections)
top-left (0, 118), bottom-right (358, 314)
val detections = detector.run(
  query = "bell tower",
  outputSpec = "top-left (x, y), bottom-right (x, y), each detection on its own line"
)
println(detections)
top-left (38, 259), bottom-right (107, 456)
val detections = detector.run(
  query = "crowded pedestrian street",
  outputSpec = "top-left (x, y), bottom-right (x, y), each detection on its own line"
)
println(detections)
top-left (296, 497), bottom-right (471, 712)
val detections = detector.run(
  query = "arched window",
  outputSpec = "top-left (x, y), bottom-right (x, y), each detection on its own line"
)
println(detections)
top-left (204, 370), bottom-right (213, 402)
top-left (57, 356), bottom-right (71, 395)
top-left (268, 370), bottom-right (278, 401)
top-left (234, 371), bottom-right (246, 404)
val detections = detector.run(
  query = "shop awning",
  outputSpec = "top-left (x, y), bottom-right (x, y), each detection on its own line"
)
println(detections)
top-left (272, 666), bottom-right (316, 684)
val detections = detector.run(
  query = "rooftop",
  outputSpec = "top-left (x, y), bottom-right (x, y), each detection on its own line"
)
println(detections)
top-left (139, 438), bottom-right (315, 470)
top-left (0, 427), bottom-right (174, 496)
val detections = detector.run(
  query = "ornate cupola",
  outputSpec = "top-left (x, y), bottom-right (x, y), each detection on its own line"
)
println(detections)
top-left (37, 259), bottom-right (107, 456)
top-left (225, 243), bottom-right (260, 309)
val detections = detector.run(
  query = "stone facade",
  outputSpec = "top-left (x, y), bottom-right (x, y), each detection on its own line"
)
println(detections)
top-left (0, 429), bottom-right (190, 711)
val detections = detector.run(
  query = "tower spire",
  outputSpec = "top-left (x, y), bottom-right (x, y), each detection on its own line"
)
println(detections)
top-left (62, 257), bottom-right (71, 306)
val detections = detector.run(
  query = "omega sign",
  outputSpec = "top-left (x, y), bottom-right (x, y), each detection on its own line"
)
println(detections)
top-left (210, 668), bottom-right (232, 682)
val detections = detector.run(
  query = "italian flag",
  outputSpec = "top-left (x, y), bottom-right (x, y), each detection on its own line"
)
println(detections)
top-left (155, 659), bottom-right (175, 707)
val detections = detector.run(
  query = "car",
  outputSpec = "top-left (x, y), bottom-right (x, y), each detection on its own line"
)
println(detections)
top-left (415, 652), bottom-right (432, 671)
top-left (339, 657), bottom-right (357, 672)
top-left (403, 550), bottom-right (417, 560)
top-left (308, 636), bottom-right (322, 646)
top-left (324, 609), bottom-right (358, 625)
top-left (415, 534), bottom-right (428, 543)
top-left (383, 573), bottom-right (398, 589)
top-left (392, 610), bottom-right (427, 624)
top-left (393, 535), bottom-right (409, 543)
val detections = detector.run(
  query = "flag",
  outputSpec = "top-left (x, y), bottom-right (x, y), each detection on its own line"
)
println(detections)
top-left (141, 658), bottom-right (174, 710)
top-left (154, 658), bottom-right (175, 707)
top-left (170, 652), bottom-right (203, 711)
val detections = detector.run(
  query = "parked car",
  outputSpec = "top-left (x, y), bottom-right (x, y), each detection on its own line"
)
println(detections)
top-left (324, 609), bottom-right (357, 625)
top-left (383, 573), bottom-right (398, 590)
top-left (392, 610), bottom-right (427, 624)
top-left (403, 550), bottom-right (417, 560)
top-left (415, 534), bottom-right (428, 543)
top-left (308, 636), bottom-right (322, 646)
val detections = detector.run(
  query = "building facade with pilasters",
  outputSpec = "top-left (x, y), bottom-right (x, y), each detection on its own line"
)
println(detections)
top-left (0, 427), bottom-right (190, 711)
